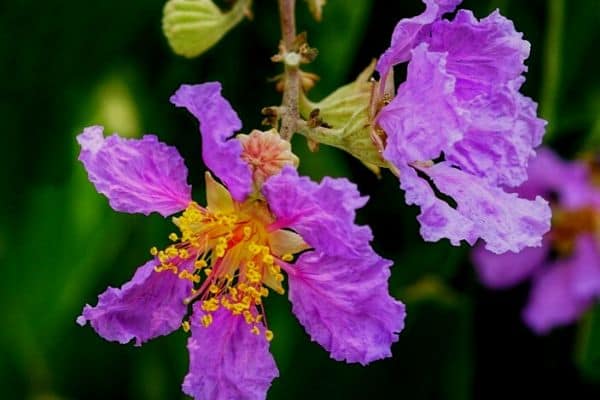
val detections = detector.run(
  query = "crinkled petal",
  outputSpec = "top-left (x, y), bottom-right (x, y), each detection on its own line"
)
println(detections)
top-left (263, 166), bottom-right (373, 257)
top-left (522, 259), bottom-right (592, 334)
top-left (170, 82), bottom-right (252, 201)
top-left (472, 239), bottom-right (549, 289)
top-left (379, 43), bottom-right (464, 164)
top-left (421, 162), bottom-right (551, 253)
top-left (77, 259), bottom-right (192, 346)
top-left (398, 164), bottom-right (477, 246)
top-left (427, 10), bottom-right (530, 96)
top-left (77, 126), bottom-right (192, 216)
top-left (287, 251), bottom-right (405, 365)
top-left (376, 0), bottom-right (461, 81)
top-left (446, 80), bottom-right (546, 187)
top-left (182, 306), bottom-right (278, 400)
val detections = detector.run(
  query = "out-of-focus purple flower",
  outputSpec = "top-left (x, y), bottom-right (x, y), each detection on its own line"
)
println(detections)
top-left (375, 0), bottom-right (550, 254)
top-left (473, 148), bottom-right (600, 334)
top-left (77, 82), bottom-right (405, 399)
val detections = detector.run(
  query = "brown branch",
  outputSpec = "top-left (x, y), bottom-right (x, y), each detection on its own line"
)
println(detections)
top-left (277, 0), bottom-right (300, 141)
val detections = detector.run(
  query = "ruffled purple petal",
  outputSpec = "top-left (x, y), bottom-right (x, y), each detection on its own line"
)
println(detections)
top-left (262, 166), bottom-right (373, 257)
top-left (420, 162), bottom-right (551, 253)
top-left (77, 126), bottom-right (192, 216)
top-left (170, 82), bottom-right (252, 201)
top-left (398, 164), bottom-right (478, 246)
top-left (522, 259), bottom-right (592, 335)
top-left (182, 306), bottom-right (278, 400)
top-left (427, 10), bottom-right (530, 96)
top-left (379, 43), bottom-right (463, 164)
top-left (77, 259), bottom-right (192, 346)
top-left (286, 251), bottom-right (405, 365)
top-left (446, 79), bottom-right (546, 187)
top-left (472, 239), bottom-right (549, 289)
top-left (376, 0), bottom-right (461, 81)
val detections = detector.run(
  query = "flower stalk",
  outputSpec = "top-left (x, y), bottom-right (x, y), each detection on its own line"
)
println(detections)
top-left (277, 0), bottom-right (301, 141)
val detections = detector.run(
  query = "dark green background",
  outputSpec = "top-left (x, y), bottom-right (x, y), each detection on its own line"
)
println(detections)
top-left (1, 0), bottom-right (599, 398)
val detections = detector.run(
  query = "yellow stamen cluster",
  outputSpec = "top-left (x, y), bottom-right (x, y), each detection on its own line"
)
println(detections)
top-left (150, 201), bottom-right (291, 342)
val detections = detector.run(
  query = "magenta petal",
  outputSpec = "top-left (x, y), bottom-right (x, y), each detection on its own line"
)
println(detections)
top-left (522, 260), bottom-right (592, 335)
top-left (182, 307), bottom-right (278, 400)
top-left (170, 82), bottom-right (252, 201)
top-left (472, 239), bottom-right (549, 289)
top-left (376, 0), bottom-right (461, 81)
top-left (287, 251), bottom-right (405, 365)
top-left (379, 43), bottom-right (463, 164)
top-left (517, 148), bottom-right (600, 209)
top-left (570, 235), bottom-right (600, 300)
top-left (77, 259), bottom-right (192, 346)
top-left (428, 10), bottom-right (530, 95)
top-left (263, 166), bottom-right (373, 257)
top-left (422, 162), bottom-right (551, 254)
top-left (77, 126), bottom-right (192, 216)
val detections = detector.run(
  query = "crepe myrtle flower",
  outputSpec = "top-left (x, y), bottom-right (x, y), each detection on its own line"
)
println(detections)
top-left (473, 148), bottom-right (600, 334)
top-left (76, 82), bottom-right (405, 399)
top-left (373, 0), bottom-right (551, 254)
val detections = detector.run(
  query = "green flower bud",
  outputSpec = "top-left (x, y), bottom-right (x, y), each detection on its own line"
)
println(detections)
top-left (163, 0), bottom-right (251, 58)
top-left (298, 61), bottom-right (393, 168)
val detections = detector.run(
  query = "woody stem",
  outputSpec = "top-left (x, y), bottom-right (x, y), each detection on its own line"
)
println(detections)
top-left (277, 0), bottom-right (300, 141)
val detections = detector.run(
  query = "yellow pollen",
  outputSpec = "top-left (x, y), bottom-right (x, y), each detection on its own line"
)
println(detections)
top-left (150, 247), bottom-right (158, 256)
top-left (262, 254), bottom-right (274, 265)
top-left (181, 321), bottom-right (191, 332)
top-left (169, 232), bottom-right (178, 241)
top-left (282, 253), bottom-right (293, 262)
top-left (209, 284), bottom-right (220, 294)
top-left (204, 268), bottom-right (212, 276)
top-left (195, 259), bottom-right (207, 269)
top-left (201, 314), bottom-right (213, 327)
top-left (250, 326), bottom-right (260, 335)
top-left (265, 330), bottom-right (274, 341)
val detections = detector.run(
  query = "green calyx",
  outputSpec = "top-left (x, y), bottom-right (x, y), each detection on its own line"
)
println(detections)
top-left (163, 0), bottom-right (251, 58)
top-left (298, 61), bottom-right (389, 168)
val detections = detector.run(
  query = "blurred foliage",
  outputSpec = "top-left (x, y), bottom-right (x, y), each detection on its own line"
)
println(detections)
top-left (0, 0), bottom-right (599, 399)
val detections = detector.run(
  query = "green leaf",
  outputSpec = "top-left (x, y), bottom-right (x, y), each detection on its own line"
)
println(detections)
top-left (576, 304), bottom-right (600, 381)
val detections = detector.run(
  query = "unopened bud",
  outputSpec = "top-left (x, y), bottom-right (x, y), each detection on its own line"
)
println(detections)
top-left (238, 129), bottom-right (299, 188)
top-left (163, 0), bottom-right (251, 58)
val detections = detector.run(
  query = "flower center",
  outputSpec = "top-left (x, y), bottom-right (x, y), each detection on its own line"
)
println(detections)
top-left (551, 206), bottom-right (600, 255)
top-left (151, 201), bottom-right (292, 341)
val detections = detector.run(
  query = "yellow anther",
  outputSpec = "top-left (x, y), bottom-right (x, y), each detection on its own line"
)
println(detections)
top-left (201, 314), bottom-right (213, 327)
top-left (179, 249), bottom-right (189, 259)
top-left (243, 226), bottom-right (252, 238)
top-left (166, 247), bottom-right (178, 257)
top-left (275, 273), bottom-right (284, 282)
top-left (250, 326), bottom-right (260, 335)
top-left (158, 252), bottom-right (169, 263)
top-left (209, 284), bottom-right (220, 294)
top-left (243, 310), bottom-right (254, 324)
top-left (204, 268), bottom-right (212, 276)
top-left (260, 287), bottom-right (269, 297)
top-left (169, 233), bottom-right (178, 241)
top-left (229, 287), bottom-right (239, 298)
top-left (261, 246), bottom-right (270, 255)
top-left (195, 259), bottom-right (207, 269)
top-left (262, 254), bottom-right (274, 265)
top-left (201, 299), bottom-right (219, 312)
top-left (217, 237), bottom-right (227, 245)
top-left (249, 243), bottom-right (261, 255)
top-left (265, 330), bottom-right (274, 342)
top-left (215, 245), bottom-right (226, 258)
top-left (282, 253), bottom-right (293, 262)
top-left (150, 247), bottom-right (158, 256)
top-left (247, 261), bottom-right (256, 269)
top-left (182, 321), bottom-right (191, 332)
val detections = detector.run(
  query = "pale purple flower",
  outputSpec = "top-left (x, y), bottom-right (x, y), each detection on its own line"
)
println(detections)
top-left (77, 82), bottom-right (405, 400)
top-left (473, 148), bottom-right (600, 333)
top-left (376, 0), bottom-right (551, 254)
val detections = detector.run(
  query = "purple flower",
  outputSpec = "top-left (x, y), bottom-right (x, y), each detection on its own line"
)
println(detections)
top-left (375, 0), bottom-right (551, 254)
top-left (77, 82), bottom-right (405, 399)
top-left (473, 148), bottom-right (600, 333)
